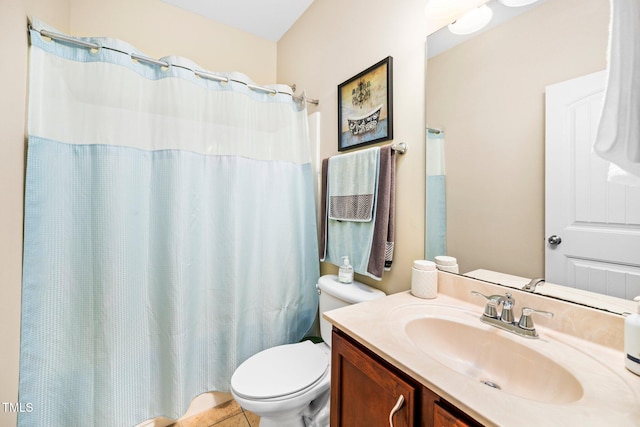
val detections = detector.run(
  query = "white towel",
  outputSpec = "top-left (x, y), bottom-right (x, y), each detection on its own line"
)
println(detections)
top-left (594, 0), bottom-right (640, 185)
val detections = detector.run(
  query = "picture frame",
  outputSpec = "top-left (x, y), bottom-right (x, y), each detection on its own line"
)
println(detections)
top-left (337, 56), bottom-right (393, 151)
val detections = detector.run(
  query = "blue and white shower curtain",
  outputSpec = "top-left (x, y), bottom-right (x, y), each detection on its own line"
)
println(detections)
top-left (20, 19), bottom-right (319, 426)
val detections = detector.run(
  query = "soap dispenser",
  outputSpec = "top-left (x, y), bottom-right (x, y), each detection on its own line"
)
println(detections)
top-left (625, 296), bottom-right (640, 376)
top-left (338, 256), bottom-right (353, 284)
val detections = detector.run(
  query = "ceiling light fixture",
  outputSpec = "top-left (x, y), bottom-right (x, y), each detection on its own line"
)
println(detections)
top-left (448, 4), bottom-right (494, 35)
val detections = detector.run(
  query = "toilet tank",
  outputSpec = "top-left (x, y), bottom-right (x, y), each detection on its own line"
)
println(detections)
top-left (317, 274), bottom-right (386, 347)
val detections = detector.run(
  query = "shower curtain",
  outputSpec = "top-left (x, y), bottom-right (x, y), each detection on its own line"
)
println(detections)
top-left (20, 20), bottom-right (319, 426)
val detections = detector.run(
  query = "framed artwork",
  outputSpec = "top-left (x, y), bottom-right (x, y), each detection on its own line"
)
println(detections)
top-left (337, 56), bottom-right (393, 151)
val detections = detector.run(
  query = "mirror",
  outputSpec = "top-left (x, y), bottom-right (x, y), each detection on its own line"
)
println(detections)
top-left (426, 0), bottom-right (639, 314)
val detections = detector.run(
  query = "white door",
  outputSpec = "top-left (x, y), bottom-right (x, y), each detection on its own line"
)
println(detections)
top-left (545, 71), bottom-right (640, 300)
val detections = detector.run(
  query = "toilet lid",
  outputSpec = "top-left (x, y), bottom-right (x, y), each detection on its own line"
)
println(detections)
top-left (231, 341), bottom-right (329, 399)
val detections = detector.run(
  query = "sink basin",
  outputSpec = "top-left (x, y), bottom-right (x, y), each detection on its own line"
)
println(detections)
top-left (404, 315), bottom-right (584, 403)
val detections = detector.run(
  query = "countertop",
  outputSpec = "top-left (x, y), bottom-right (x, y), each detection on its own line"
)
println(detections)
top-left (323, 273), bottom-right (640, 426)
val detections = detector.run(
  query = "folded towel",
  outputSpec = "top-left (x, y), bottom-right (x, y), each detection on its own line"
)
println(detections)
top-left (320, 145), bottom-right (396, 280)
top-left (327, 148), bottom-right (379, 222)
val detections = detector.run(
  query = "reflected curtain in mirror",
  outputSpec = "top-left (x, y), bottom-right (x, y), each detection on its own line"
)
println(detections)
top-left (426, 129), bottom-right (447, 260)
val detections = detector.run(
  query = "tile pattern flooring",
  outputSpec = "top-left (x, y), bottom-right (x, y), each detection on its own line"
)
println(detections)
top-left (169, 400), bottom-right (259, 427)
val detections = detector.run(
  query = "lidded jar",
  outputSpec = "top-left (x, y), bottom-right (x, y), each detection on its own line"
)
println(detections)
top-left (411, 260), bottom-right (438, 299)
top-left (434, 255), bottom-right (459, 274)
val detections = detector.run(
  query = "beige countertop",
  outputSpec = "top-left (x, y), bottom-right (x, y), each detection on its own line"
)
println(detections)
top-left (324, 272), bottom-right (640, 426)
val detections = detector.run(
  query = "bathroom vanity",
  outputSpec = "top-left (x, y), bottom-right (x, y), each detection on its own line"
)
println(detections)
top-left (324, 272), bottom-right (640, 426)
top-left (331, 328), bottom-right (480, 426)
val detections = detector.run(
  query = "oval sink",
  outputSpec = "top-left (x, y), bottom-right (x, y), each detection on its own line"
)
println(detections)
top-left (405, 316), bottom-right (584, 403)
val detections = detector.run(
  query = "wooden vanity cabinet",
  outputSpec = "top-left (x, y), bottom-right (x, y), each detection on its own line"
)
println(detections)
top-left (331, 328), bottom-right (482, 427)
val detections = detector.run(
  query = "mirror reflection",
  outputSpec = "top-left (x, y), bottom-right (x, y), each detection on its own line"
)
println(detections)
top-left (426, 0), bottom-right (640, 314)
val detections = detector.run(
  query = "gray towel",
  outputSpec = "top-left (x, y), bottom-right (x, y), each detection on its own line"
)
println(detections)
top-left (367, 145), bottom-right (395, 277)
top-left (319, 158), bottom-right (329, 260)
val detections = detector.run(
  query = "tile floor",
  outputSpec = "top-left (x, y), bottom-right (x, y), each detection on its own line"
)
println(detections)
top-left (169, 400), bottom-right (259, 427)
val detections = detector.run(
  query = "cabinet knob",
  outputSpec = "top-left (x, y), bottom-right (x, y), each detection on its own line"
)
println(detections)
top-left (388, 394), bottom-right (405, 427)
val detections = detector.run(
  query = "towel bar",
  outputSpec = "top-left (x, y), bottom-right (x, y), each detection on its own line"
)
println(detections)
top-left (391, 142), bottom-right (407, 154)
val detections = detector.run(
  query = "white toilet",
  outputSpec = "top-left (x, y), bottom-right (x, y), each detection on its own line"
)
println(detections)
top-left (230, 274), bottom-right (386, 427)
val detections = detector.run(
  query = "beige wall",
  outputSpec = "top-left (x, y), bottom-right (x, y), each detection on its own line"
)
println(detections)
top-left (68, 0), bottom-right (277, 85)
top-left (278, 0), bottom-right (429, 295)
top-left (426, 0), bottom-right (608, 278)
top-left (0, 1), bottom-right (275, 425)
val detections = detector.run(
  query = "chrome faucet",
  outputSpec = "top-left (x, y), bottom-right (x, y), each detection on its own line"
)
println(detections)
top-left (471, 291), bottom-right (553, 338)
top-left (522, 278), bottom-right (545, 292)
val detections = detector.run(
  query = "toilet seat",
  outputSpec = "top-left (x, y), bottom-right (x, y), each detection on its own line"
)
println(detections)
top-left (231, 341), bottom-right (329, 400)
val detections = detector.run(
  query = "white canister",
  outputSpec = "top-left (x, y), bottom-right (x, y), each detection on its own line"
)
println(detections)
top-left (625, 296), bottom-right (640, 376)
top-left (411, 260), bottom-right (438, 299)
top-left (434, 255), bottom-right (459, 274)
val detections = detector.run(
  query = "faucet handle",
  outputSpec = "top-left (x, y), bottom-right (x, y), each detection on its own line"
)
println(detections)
top-left (470, 291), bottom-right (500, 318)
top-left (470, 291), bottom-right (502, 302)
top-left (518, 307), bottom-right (554, 331)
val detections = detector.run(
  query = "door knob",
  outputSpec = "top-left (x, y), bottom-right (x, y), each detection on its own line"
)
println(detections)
top-left (547, 235), bottom-right (562, 245)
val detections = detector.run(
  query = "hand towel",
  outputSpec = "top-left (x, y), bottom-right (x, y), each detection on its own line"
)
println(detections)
top-left (327, 148), bottom-right (379, 222)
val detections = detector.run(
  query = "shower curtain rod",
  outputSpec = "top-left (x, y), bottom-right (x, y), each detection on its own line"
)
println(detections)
top-left (29, 26), bottom-right (320, 106)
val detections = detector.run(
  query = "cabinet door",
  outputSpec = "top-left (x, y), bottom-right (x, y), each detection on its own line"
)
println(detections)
top-left (433, 403), bottom-right (472, 427)
top-left (331, 329), bottom-right (416, 427)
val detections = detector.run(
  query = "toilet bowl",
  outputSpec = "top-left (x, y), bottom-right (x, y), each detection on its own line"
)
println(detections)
top-left (231, 341), bottom-right (330, 427)
top-left (230, 275), bottom-right (386, 427)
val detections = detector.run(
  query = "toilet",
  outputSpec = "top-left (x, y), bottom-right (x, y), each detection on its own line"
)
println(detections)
top-left (230, 274), bottom-right (386, 427)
